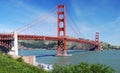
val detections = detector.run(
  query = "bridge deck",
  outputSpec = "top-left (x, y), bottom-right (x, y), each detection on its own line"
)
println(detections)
top-left (0, 34), bottom-right (97, 45)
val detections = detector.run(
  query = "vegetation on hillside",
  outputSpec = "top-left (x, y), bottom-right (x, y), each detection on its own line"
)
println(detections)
top-left (19, 40), bottom-right (96, 50)
top-left (19, 40), bottom-right (120, 50)
top-left (20, 40), bottom-right (56, 49)
top-left (0, 52), bottom-right (47, 73)
top-left (50, 62), bottom-right (115, 73)
top-left (101, 42), bottom-right (120, 50)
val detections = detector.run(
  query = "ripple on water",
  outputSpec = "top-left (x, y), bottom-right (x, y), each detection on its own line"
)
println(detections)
top-left (19, 49), bottom-right (120, 72)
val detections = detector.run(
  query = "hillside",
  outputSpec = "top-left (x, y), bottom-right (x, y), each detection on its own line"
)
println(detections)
top-left (19, 40), bottom-right (120, 50)
top-left (19, 40), bottom-right (95, 50)
top-left (101, 42), bottom-right (120, 50)
top-left (0, 52), bottom-right (47, 73)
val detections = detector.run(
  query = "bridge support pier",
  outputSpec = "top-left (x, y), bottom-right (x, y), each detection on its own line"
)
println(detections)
top-left (8, 31), bottom-right (18, 56)
top-left (57, 40), bottom-right (67, 56)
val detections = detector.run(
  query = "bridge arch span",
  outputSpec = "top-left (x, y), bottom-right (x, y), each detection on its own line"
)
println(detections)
top-left (0, 41), bottom-right (11, 50)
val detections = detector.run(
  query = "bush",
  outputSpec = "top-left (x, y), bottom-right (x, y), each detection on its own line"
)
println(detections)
top-left (51, 62), bottom-right (115, 73)
top-left (90, 64), bottom-right (115, 73)
top-left (16, 57), bottom-right (24, 62)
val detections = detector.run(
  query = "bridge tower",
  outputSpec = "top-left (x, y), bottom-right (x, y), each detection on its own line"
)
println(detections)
top-left (9, 31), bottom-right (18, 56)
top-left (57, 5), bottom-right (67, 56)
top-left (95, 32), bottom-right (100, 50)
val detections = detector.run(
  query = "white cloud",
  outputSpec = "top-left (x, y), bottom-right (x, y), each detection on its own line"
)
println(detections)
top-left (17, 10), bottom-right (57, 33)
top-left (69, 0), bottom-right (120, 45)
top-left (0, 24), bottom-right (14, 33)
top-left (2, 0), bottom-right (57, 34)
top-left (80, 24), bottom-right (93, 32)
top-left (10, 0), bottom-right (41, 14)
top-left (95, 16), bottom-right (120, 45)
top-left (79, 23), bottom-right (98, 40)
top-left (99, 16), bottom-right (120, 33)
top-left (70, 0), bottom-right (82, 17)
top-left (12, 0), bottom-right (57, 23)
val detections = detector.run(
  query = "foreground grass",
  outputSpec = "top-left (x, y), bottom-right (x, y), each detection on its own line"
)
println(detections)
top-left (0, 52), bottom-right (115, 73)
top-left (0, 52), bottom-right (47, 73)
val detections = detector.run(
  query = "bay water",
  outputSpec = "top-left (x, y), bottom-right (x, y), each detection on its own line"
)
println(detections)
top-left (19, 49), bottom-right (120, 72)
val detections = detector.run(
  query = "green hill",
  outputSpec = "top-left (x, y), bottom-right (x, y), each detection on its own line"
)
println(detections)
top-left (0, 52), bottom-right (47, 73)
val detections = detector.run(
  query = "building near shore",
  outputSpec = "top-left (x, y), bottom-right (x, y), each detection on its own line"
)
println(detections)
top-left (22, 56), bottom-right (36, 65)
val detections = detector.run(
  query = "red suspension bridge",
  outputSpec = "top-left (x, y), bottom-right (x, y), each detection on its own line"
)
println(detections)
top-left (0, 5), bottom-right (100, 56)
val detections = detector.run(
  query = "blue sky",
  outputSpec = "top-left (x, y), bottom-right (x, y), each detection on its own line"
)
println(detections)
top-left (0, 0), bottom-right (120, 45)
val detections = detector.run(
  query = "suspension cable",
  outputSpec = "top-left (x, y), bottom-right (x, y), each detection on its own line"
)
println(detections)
top-left (66, 9), bottom-right (85, 38)
top-left (67, 18), bottom-right (80, 38)
top-left (16, 6), bottom-right (57, 33)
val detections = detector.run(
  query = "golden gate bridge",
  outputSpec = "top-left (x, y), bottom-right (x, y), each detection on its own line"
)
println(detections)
top-left (0, 5), bottom-right (100, 56)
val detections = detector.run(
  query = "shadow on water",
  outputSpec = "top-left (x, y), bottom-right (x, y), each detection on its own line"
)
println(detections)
top-left (36, 54), bottom-right (56, 58)
top-left (0, 46), bottom-right (9, 53)
top-left (67, 50), bottom-right (86, 54)
top-left (36, 50), bottom-right (87, 58)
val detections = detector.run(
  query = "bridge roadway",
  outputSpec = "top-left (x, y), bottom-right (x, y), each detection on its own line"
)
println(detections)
top-left (0, 33), bottom-right (97, 46)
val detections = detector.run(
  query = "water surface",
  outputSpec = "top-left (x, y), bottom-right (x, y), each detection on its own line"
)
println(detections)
top-left (19, 49), bottom-right (120, 72)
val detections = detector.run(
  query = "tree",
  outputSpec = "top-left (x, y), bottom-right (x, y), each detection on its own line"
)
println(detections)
top-left (51, 62), bottom-right (115, 73)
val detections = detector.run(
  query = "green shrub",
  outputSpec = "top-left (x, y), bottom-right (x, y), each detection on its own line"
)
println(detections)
top-left (51, 62), bottom-right (116, 73)
top-left (90, 64), bottom-right (115, 73)
top-left (16, 57), bottom-right (24, 62)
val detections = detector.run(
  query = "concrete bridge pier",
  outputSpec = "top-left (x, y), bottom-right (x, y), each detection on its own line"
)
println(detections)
top-left (8, 31), bottom-right (18, 56)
